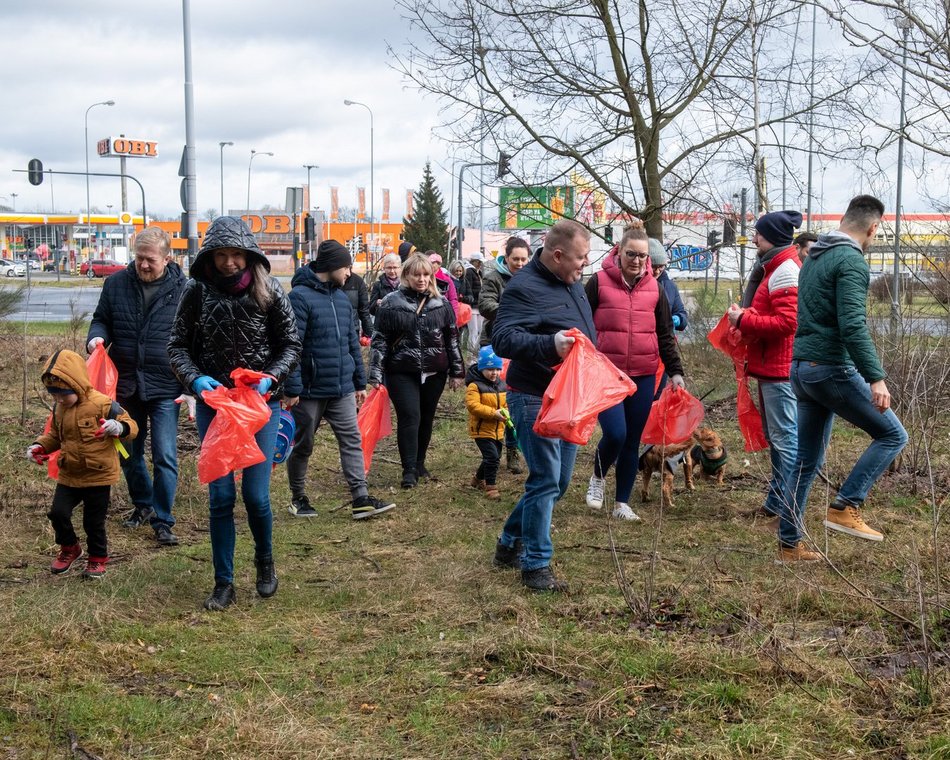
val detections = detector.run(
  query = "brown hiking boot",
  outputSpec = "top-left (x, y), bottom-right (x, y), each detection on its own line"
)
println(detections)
top-left (483, 485), bottom-right (501, 500)
top-left (755, 516), bottom-right (780, 535)
top-left (774, 543), bottom-right (822, 565)
top-left (506, 448), bottom-right (524, 474)
top-left (824, 505), bottom-right (884, 542)
top-left (470, 476), bottom-right (486, 490)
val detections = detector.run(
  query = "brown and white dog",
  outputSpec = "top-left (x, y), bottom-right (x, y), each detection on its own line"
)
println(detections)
top-left (690, 426), bottom-right (728, 486)
top-left (638, 440), bottom-right (695, 507)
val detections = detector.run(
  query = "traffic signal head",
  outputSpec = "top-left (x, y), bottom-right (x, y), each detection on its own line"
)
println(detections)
top-left (497, 152), bottom-right (512, 179)
top-left (28, 158), bottom-right (44, 186)
top-left (604, 225), bottom-right (613, 244)
top-left (707, 229), bottom-right (722, 250)
top-left (304, 215), bottom-right (316, 242)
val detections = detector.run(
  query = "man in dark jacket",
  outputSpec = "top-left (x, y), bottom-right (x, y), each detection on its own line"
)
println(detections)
top-left (780, 195), bottom-right (907, 556)
top-left (284, 241), bottom-right (395, 521)
top-left (490, 220), bottom-right (596, 593)
top-left (341, 267), bottom-right (374, 340)
top-left (87, 226), bottom-right (188, 546)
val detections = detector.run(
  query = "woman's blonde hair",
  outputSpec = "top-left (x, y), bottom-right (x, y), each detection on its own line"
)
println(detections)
top-left (399, 253), bottom-right (440, 298)
top-left (249, 260), bottom-right (274, 311)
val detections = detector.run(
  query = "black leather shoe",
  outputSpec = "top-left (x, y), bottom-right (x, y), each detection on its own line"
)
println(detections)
top-left (204, 583), bottom-right (236, 611)
top-left (255, 556), bottom-right (278, 598)
top-left (492, 541), bottom-right (521, 570)
top-left (415, 463), bottom-right (433, 480)
top-left (123, 505), bottom-right (154, 529)
top-left (521, 566), bottom-right (568, 592)
top-left (154, 524), bottom-right (179, 546)
top-left (401, 472), bottom-right (418, 489)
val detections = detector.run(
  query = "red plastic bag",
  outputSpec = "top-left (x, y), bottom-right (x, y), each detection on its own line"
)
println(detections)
top-left (44, 345), bottom-right (120, 480)
top-left (357, 386), bottom-right (392, 474)
top-left (708, 313), bottom-right (768, 451)
top-left (533, 329), bottom-right (636, 445)
top-left (457, 302), bottom-right (472, 328)
top-left (197, 368), bottom-right (273, 484)
top-left (500, 357), bottom-right (510, 381)
top-left (642, 386), bottom-right (706, 445)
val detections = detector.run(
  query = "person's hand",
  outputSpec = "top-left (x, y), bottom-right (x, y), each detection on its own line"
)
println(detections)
top-left (670, 374), bottom-right (686, 390)
top-left (494, 410), bottom-right (506, 420)
top-left (449, 377), bottom-right (464, 391)
top-left (174, 394), bottom-right (196, 421)
top-left (95, 418), bottom-right (124, 438)
top-left (369, 381), bottom-right (380, 390)
top-left (671, 314), bottom-right (682, 329)
top-left (354, 389), bottom-right (367, 405)
top-left (26, 444), bottom-right (47, 464)
top-left (283, 395), bottom-right (299, 409)
top-left (870, 380), bottom-right (891, 412)
top-left (726, 303), bottom-right (743, 327)
top-left (86, 336), bottom-right (105, 354)
top-left (359, 336), bottom-right (371, 347)
top-left (256, 377), bottom-right (273, 396)
top-left (193, 376), bottom-right (221, 396)
top-left (554, 330), bottom-right (576, 358)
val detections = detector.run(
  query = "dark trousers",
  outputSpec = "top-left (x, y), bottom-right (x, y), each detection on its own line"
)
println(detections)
top-left (47, 484), bottom-right (111, 558)
top-left (475, 438), bottom-right (503, 485)
top-left (386, 371), bottom-right (447, 475)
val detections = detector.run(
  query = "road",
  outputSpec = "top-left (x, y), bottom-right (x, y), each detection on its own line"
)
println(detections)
top-left (8, 283), bottom-right (104, 322)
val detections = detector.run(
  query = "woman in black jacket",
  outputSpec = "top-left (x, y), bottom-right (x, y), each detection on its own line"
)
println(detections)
top-left (168, 216), bottom-right (301, 612)
top-left (369, 253), bottom-right (464, 488)
top-left (368, 253), bottom-right (401, 317)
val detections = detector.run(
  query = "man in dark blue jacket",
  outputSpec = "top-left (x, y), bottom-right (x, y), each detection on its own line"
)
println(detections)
top-left (87, 227), bottom-right (188, 546)
top-left (284, 240), bottom-right (395, 521)
top-left (490, 220), bottom-right (595, 592)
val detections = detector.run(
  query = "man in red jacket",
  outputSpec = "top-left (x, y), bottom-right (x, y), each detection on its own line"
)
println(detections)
top-left (727, 210), bottom-right (803, 535)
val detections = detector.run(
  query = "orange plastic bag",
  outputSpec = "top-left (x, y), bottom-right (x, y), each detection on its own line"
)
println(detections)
top-left (45, 344), bottom-right (120, 480)
top-left (642, 386), bottom-right (706, 445)
top-left (357, 385), bottom-right (392, 474)
top-left (197, 368), bottom-right (273, 484)
top-left (457, 302), bottom-right (472, 328)
top-left (533, 329), bottom-right (636, 445)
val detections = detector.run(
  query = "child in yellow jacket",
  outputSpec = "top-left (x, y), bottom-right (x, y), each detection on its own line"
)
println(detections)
top-left (465, 346), bottom-right (508, 500)
top-left (27, 350), bottom-right (138, 579)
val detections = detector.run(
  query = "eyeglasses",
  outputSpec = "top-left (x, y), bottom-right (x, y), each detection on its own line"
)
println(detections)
top-left (622, 250), bottom-right (649, 260)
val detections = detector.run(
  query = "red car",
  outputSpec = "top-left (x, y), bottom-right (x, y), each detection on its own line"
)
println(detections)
top-left (80, 259), bottom-right (126, 278)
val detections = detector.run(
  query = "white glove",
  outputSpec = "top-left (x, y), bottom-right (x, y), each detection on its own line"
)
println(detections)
top-left (175, 394), bottom-right (197, 421)
top-left (26, 444), bottom-right (46, 463)
top-left (670, 374), bottom-right (686, 390)
top-left (554, 330), bottom-right (576, 358)
top-left (96, 418), bottom-right (124, 438)
top-left (87, 336), bottom-right (105, 354)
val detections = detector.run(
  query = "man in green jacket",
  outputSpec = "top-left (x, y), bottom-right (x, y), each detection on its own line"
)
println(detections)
top-left (777, 195), bottom-right (907, 562)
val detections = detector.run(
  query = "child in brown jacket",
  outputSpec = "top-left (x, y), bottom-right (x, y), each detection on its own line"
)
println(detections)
top-left (465, 346), bottom-right (508, 500)
top-left (27, 350), bottom-right (138, 579)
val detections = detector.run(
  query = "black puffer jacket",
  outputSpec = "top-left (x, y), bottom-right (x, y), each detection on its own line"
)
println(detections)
top-left (341, 271), bottom-right (374, 337)
top-left (87, 262), bottom-right (186, 400)
top-left (168, 216), bottom-right (301, 395)
top-left (369, 287), bottom-right (464, 385)
top-left (369, 275), bottom-right (399, 316)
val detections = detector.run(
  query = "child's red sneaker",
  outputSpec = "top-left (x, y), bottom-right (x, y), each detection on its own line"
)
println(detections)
top-left (50, 544), bottom-right (83, 574)
top-left (81, 557), bottom-right (108, 580)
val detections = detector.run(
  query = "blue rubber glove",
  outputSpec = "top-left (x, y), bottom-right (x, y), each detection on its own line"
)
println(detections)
top-left (672, 314), bottom-right (682, 329)
top-left (256, 377), bottom-right (273, 396)
top-left (193, 376), bottom-right (222, 396)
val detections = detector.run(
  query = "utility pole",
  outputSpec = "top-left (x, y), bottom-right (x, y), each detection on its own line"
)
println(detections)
top-left (739, 188), bottom-right (748, 282)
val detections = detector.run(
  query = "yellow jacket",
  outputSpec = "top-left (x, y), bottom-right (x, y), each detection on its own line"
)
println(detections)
top-left (34, 350), bottom-right (138, 488)
top-left (465, 366), bottom-right (507, 441)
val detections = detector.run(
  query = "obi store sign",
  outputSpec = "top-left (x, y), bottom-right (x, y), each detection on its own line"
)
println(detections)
top-left (97, 137), bottom-right (159, 158)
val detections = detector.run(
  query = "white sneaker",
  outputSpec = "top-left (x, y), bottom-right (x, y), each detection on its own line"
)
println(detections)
top-left (612, 502), bottom-right (641, 521)
top-left (586, 475), bottom-right (606, 510)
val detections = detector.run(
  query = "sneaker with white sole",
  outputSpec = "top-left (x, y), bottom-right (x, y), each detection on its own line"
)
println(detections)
top-left (824, 505), bottom-right (883, 542)
top-left (352, 495), bottom-right (396, 520)
top-left (288, 495), bottom-right (318, 518)
top-left (612, 502), bottom-right (641, 521)
top-left (586, 475), bottom-right (606, 510)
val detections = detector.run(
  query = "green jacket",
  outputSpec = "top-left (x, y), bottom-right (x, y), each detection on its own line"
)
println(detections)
top-left (793, 231), bottom-right (885, 383)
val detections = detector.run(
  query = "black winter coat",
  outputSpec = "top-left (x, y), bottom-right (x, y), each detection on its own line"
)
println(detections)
top-left (341, 272), bottom-right (374, 337)
top-left (369, 276), bottom-right (399, 316)
top-left (285, 265), bottom-right (366, 399)
top-left (369, 287), bottom-right (464, 385)
top-left (88, 262), bottom-right (186, 400)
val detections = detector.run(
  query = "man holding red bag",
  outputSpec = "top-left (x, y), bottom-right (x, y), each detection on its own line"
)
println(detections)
top-left (490, 220), bottom-right (596, 592)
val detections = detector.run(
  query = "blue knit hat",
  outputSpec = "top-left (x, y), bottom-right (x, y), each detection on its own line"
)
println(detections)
top-left (478, 345), bottom-right (503, 371)
top-left (754, 210), bottom-right (803, 248)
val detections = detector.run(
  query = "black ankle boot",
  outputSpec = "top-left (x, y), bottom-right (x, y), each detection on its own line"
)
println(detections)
top-left (204, 582), bottom-right (236, 611)
top-left (255, 556), bottom-right (278, 598)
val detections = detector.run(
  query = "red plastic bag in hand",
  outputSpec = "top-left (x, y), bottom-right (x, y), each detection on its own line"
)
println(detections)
top-left (357, 386), bottom-right (392, 474)
top-left (500, 357), bottom-right (510, 381)
top-left (457, 302), bottom-right (472, 328)
top-left (708, 313), bottom-right (768, 451)
top-left (197, 368), bottom-right (273, 484)
top-left (533, 329), bottom-right (637, 445)
top-left (642, 386), bottom-right (706, 445)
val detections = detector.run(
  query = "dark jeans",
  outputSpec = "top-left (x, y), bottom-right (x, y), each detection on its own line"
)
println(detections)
top-left (119, 395), bottom-right (181, 528)
top-left (196, 399), bottom-right (280, 585)
top-left (594, 374), bottom-right (656, 504)
top-left (48, 484), bottom-right (111, 558)
top-left (474, 438), bottom-right (503, 485)
top-left (386, 371), bottom-right (447, 475)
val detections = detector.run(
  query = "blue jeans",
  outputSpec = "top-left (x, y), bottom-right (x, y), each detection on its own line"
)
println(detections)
top-left (779, 361), bottom-right (908, 547)
top-left (196, 398), bottom-right (280, 585)
top-left (758, 381), bottom-right (797, 517)
top-left (119, 396), bottom-right (180, 528)
top-left (499, 392), bottom-right (578, 572)
top-left (594, 374), bottom-right (655, 504)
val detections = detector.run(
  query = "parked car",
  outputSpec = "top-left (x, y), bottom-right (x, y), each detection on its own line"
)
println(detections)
top-left (1, 259), bottom-right (26, 277)
top-left (80, 259), bottom-right (125, 278)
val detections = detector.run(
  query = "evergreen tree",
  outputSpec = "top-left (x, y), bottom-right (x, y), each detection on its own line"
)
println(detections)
top-left (402, 162), bottom-right (449, 256)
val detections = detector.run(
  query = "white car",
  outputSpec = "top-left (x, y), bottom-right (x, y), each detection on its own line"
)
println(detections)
top-left (1, 259), bottom-right (26, 277)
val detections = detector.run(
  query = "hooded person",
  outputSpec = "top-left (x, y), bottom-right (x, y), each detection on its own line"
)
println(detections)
top-left (168, 215), bottom-right (302, 612)
top-left (649, 238), bottom-right (688, 332)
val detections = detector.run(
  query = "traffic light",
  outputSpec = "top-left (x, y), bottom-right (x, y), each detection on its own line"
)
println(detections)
top-left (28, 158), bottom-right (44, 186)
top-left (707, 229), bottom-right (722, 250)
top-left (497, 152), bottom-right (512, 179)
top-left (723, 216), bottom-right (737, 247)
top-left (304, 215), bottom-right (315, 242)
top-left (604, 225), bottom-right (613, 244)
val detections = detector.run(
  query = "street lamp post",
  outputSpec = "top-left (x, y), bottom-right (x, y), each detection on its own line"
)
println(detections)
top-left (246, 149), bottom-right (274, 217)
top-left (344, 99), bottom-right (374, 258)
top-left (303, 164), bottom-right (319, 258)
top-left (892, 17), bottom-right (913, 329)
top-left (85, 99), bottom-right (115, 258)
top-left (219, 141), bottom-right (234, 217)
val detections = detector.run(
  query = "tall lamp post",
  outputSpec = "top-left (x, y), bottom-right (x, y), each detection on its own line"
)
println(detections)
top-left (85, 99), bottom-right (115, 257)
top-left (891, 16), bottom-right (913, 330)
top-left (343, 99), bottom-right (374, 252)
top-left (246, 149), bottom-right (274, 217)
top-left (219, 141), bottom-right (234, 217)
top-left (304, 163), bottom-right (319, 258)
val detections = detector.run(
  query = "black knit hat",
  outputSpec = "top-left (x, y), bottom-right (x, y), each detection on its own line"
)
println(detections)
top-left (398, 241), bottom-right (416, 262)
top-left (754, 210), bottom-right (803, 248)
top-left (313, 240), bottom-right (352, 272)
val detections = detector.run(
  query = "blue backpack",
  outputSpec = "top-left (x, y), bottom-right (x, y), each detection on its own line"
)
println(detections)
top-left (273, 409), bottom-right (296, 465)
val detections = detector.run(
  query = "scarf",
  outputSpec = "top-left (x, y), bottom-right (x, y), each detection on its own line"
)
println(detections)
top-left (214, 268), bottom-right (253, 295)
top-left (741, 246), bottom-right (782, 308)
